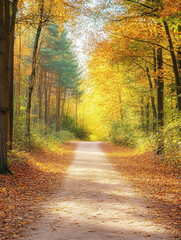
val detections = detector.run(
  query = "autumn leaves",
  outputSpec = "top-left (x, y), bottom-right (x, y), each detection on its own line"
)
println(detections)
top-left (79, 0), bottom-right (181, 155)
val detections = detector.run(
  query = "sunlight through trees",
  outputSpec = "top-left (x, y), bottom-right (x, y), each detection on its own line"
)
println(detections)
top-left (0, 0), bottom-right (180, 173)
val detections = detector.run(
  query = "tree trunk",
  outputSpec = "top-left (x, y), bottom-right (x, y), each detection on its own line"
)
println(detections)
top-left (141, 96), bottom-right (144, 130)
top-left (18, 24), bottom-right (22, 118)
top-left (163, 20), bottom-right (181, 112)
top-left (157, 47), bottom-right (164, 155)
top-left (9, 29), bottom-right (16, 150)
top-left (44, 70), bottom-right (48, 124)
top-left (39, 67), bottom-right (44, 120)
top-left (60, 89), bottom-right (66, 130)
top-left (177, 25), bottom-right (181, 87)
top-left (0, 0), bottom-right (12, 174)
top-left (47, 73), bottom-right (53, 125)
top-left (75, 93), bottom-right (78, 128)
top-left (153, 47), bottom-right (157, 86)
top-left (146, 102), bottom-right (150, 133)
top-left (65, 96), bottom-right (70, 126)
top-left (56, 87), bottom-right (62, 132)
top-left (146, 67), bottom-right (157, 131)
top-left (26, 0), bottom-right (44, 140)
top-left (8, 0), bottom-right (18, 150)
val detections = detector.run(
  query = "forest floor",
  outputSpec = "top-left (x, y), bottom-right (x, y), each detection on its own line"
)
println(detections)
top-left (100, 143), bottom-right (181, 237)
top-left (0, 143), bottom-right (76, 240)
top-left (0, 142), bottom-right (180, 240)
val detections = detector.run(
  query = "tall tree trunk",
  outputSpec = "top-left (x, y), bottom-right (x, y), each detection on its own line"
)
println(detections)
top-left (153, 47), bottom-right (157, 86)
top-left (65, 96), bottom-right (70, 126)
top-left (146, 67), bottom-right (157, 131)
top-left (141, 96), bottom-right (144, 130)
top-left (47, 73), bottom-right (53, 125)
top-left (44, 70), bottom-right (48, 124)
top-left (26, 0), bottom-right (44, 140)
top-left (39, 67), bottom-right (44, 120)
top-left (5, 0), bottom-right (10, 152)
top-left (163, 20), bottom-right (181, 112)
top-left (9, 30), bottom-right (14, 150)
top-left (0, 0), bottom-right (12, 174)
top-left (146, 102), bottom-right (150, 133)
top-left (177, 25), bottom-right (181, 88)
top-left (8, 0), bottom-right (18, 150)
top-left (75, 93), bottom-right (78, 128)
top-left (60, 89), bottom-right (66, 130)
top-left (56, 87), bottom-right (62, 132)
top-left (18, 24), bottom-right (22, 118)
top-left (157, 47), bottom-right (164, 155)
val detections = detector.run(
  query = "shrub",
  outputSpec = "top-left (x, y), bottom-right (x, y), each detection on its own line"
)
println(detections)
top-left (62, 114), bottom-right (90, 140)
top-left (164, 119), bottom-right (181, 163)
top-left (136, 133), bottom-right (157, 152)
top-left (13, 118), bottom-right (75, 151)
top-left (110, 121), bottom-right (136, 147)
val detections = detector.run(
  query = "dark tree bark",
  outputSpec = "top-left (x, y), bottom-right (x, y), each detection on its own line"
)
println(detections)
top-left (141, 96), bottom-right (144, 130)
top-left (18, 24), bottom-right (22, 118)
top-left (163, 20), bottom-right (181, 112)
top-left (47, 72), bottom-right (53, 125)
top-left (44, 70), bottom-right (48, 124)
top-left (75, 93), bottom-right (78, 128)
top-left (8, 0), bottom-right (18, 150)
top-left (177, 25), bottom-right (181, 88)
top-left (0, 0), bottom-right (12, 174)
top-left (146, 102), bottom-right (150, 133)
top-left (65, 96), bottom-right (70, 126)
top-left (26, 0), bottom-right (44, 140)
top-left (60, 89), bottom-right (66, 130)
top-left (156, 47), bottom-right (164, 155)
top-left (39, 67), bottom-right (44, 120)
top-left (9, 31), bottom-right (14, 150)
top-left (146, 67), bottom-right (157, 131)
top-left (56, 87), bottom-right (62, 132)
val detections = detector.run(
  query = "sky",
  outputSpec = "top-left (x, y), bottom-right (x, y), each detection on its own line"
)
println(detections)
top-left (66, 1), bottom-right (108, 73)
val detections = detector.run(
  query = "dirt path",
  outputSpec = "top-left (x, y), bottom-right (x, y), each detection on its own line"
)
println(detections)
top-left (19, 142), bottom-right (176, 240)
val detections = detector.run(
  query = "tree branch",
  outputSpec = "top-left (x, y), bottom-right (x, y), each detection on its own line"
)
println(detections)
top-left (124, 0), bottom-right (154, 10)
top-left (110, 31), bottom-right (169, 52)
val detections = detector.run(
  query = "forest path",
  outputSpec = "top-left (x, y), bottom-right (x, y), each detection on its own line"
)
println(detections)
top-left (19, 142), bottom-right (175, 240)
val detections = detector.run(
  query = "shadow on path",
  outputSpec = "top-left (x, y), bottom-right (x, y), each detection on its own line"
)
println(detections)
top-left (19, 142), bottom-right (177, 240)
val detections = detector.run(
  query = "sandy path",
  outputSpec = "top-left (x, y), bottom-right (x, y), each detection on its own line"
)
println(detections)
top-left (19, 142), bottom-right (176, 240)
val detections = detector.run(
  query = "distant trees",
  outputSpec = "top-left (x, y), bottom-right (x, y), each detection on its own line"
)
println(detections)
top-left (39, 24), bottom-right (81, 132)
top-left (26, 0), bottom-right (45, 140)
top-left (79, 0), bottom-right (180, 154)
top-left (0, 0), bottom-right (81, 174)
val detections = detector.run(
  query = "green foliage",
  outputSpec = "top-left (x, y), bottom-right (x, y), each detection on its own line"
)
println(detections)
top-left (30, 128), bottom-right (75, 150)
top-left (110, 121), bottom-right (136, 147)
top-left (62, 114), bottom-right (90, 140)
top-left (13, 118), bottom-right (28, 150)
top-left (164, 119), bottom-right (181, 161)
top-left (130, 118), bottom-right (181, 164)
top-left (136, 133), bottom-right (157, 152)
top-left (13, 118), bottom-right (75, 151)
top-left (73, 125), bottom-right (89, 140)
top-left (40, 24), bottom-right (81, 92)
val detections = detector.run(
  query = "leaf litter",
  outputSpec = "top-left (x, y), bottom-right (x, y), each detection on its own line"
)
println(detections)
top-left (0, 143), bottom-right (76, 240)
top-left (100, 142), bottom-right (181, 237)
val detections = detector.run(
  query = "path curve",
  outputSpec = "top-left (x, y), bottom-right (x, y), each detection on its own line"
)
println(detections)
top-left (19, 142), bottom-right (176, 240)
